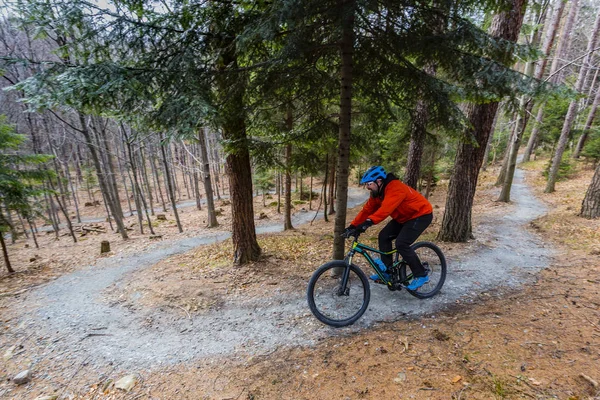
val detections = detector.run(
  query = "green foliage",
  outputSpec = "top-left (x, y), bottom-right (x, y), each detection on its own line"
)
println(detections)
top-left (0, 116), bottom-right (54, 230)
top-left (253, 167), bottom-right (275, 194)
top-left (532, 98), bottom-right (571, 151)
top-left (543, 157), bottom-right (572, 181)
top-left (581, 128), bottom-right (600, 163)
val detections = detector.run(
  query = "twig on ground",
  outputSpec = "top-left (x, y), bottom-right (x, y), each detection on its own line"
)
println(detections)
top-left (174, 304), bottom-right (191, 319)
top-left (79, 333), bottom-right (113, 342)
top-left (580, 373), bottom-right (599, 388)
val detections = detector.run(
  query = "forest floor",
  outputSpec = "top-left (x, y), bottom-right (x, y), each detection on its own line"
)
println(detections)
top-left (1, 158), bottom-right (600, 400)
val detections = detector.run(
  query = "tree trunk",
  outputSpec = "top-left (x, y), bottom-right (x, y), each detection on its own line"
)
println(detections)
top-left (438, 0), bottom-right (526, 242)
top-left (139, 143), bottom-right (155, 216)
top-left (0, 230), bottom-right (14, 273)
top-left (524, 0), bottom-right (574, 162)
top-left (64, 160), bottom-right (82, 223)
top-left (26, 218), bottom-right (39, 249)
top-left (580, 164), bottom-right (600, 218)
top-left (276, 170), bottom-right (281, 214)
top-left (149, 143), bottom-right (168, 212)
top-left (323, 155), bottom-right (329, 222)
top-left (546, 11), bottom-right (600, 193)
top-left (53, 192), bottom-right (77, 242)
top-left (159, 133), bottom-right (183, 232)
top-left (499, 4), bottom-right (551, 200)
top-left (79, 113), bottom-right (128, 239)
top-left (284, 143), bottom-right (293, 230)
top-left (198, 128), bottom-right (218, 227)
top-left (332, 0), bottom-right (355, 260)
top-left (573, 83), bottom-right (600, 159)
top-left (327, 151), bottom-right (336, 215)
top-left (405, 98), bottom-right (429, 189)
top-left (309, 176), bottom-right (313, 210)
top-left (481, 106), bottom-right (500, 172)
top-left (118, 137), bottom-right (134, 217)
top-left (192, 143), bottom-right (203, 211)
top-left (214, 25), bottom-right (261, 264)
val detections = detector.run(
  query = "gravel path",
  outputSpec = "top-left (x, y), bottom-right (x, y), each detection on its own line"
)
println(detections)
top-left (16, 169), bottom-right (553, 371)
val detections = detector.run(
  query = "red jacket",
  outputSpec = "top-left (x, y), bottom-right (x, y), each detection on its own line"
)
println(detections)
top-left (351, 177), bottom-right (432, 226)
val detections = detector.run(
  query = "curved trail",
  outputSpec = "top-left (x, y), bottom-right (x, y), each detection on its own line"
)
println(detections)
top-left (17, 170), bottom-right (552, 370)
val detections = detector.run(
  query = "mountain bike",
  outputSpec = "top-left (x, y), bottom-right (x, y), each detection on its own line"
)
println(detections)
top-left (307, 231), bottom-right (447, 327)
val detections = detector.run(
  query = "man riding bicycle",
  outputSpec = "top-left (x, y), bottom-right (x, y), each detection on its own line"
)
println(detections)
top-left (344, 166), bottom-right (433, 290)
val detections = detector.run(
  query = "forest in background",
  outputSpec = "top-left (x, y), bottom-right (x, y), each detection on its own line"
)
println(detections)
top-left (1, 0), bottom-right (600, 274)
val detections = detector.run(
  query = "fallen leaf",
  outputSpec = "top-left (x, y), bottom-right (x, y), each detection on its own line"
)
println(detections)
top-left (452, 376), bottom-right (462, 383)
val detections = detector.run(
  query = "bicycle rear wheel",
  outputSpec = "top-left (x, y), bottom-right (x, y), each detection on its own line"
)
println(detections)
top-left (399, 241), bottom-right (446, 299)
top-left (307, 261), bottom-right (370, 327)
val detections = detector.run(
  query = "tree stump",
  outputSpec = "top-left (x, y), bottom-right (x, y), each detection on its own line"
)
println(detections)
top-left (100, 240), bottom-right (111, 254)
top-left (156, 214), bottom-right (167, 221)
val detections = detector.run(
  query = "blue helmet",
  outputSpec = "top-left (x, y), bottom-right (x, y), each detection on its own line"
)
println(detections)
top-left (360, 166), bottom-right (387, 184)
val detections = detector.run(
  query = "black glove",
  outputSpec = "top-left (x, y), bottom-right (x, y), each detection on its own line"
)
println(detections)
top-left (356, 219), bottom-right (373, 232)
top-left (342, 225), bottom-right (356, 238)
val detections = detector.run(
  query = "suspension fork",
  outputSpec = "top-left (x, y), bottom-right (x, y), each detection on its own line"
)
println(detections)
top-left (338, 244), bottom-right (357, 296)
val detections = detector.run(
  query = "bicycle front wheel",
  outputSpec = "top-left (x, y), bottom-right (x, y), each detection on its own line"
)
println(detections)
top-left (400, 241), bottom-right (447, 299)
top-left (307, 261), bottom-right (370, 327)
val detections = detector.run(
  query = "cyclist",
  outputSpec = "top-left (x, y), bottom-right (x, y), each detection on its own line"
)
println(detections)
top-left (343, 166), bottom-right (433, 290)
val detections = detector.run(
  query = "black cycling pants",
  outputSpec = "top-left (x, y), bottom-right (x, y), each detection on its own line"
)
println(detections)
top-left (378, 213), bottom-right (433, 277)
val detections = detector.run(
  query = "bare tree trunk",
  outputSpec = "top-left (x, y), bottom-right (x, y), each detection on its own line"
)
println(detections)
top-left (524, 0), bottom-right (577, 162)
top-left (26, 217), bottom-right (39, 249)
top-left (79, 113), bottom-right (128, 239)
top-left (573, 83), bottom-right (600, 158)
top-left (64, 160), bottom-right (82, 223)
top-left (309, 176), bottom-right (313, 210)
top-left (125, 137), bottom-right (145, 233)
top-left (149, 143), bottom-right (168, 212)
top-left (499, 1), bottom-right (558, 201)
top-left (45, 190), bottom-right (60, 239)
top-left (126, 136), bottom-right (155, 235)
top-left (481, 106), bottom-right (500, 172)
top-left (198, 128), bottom-right (218, 227)
top-left (546, 11), bottom-right (600, 193)
top-left (53, 192), bottom-right (77, 242)
top-left (0, 230), bottom-right (14, 273)
top-left (118, 138), bottom-right (134, 217)
top-left (438, 0), bottom-right (526, 242)
top-left (327, 151), bottom-right (336, 215)
top-left (323, 156), bottom-right (329, 222)
top-left (159, 133), bottom-right (183, 232)
top-left (276, 170), bottom-right (281, 214)
top-left (94, 118), bottom-right (125, 220)
top-left (580, 163), bottom-right (600, 218)
top-left (139, 143), bottom-right (155, 215)
top-left (284, 143), bottom-right (293, 230)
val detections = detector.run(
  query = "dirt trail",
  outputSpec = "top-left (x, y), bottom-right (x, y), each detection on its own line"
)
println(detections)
top-left (11, 168), bottom-right (552, 373)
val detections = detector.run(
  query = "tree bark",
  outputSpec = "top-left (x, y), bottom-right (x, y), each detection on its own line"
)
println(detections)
top-left (214, 24), bottom-right (260, 264)
top-left (0, 229), bottom-right (14, 273)
top-left (78, 113), bottom-right (128, 239)
top-left (438, 0), bottom-right (527, 242)
top-left (581, 163), bottom-right (600, 218)
top-left (332, 0), bottom-right (355, 260)
top-left (523, 0), bottom-right (573, 162)
top-left (499, 4), bottom-right (551, 201)
top-left (327, 151), bottom-right (336, 214)
top-left (546, 11), bottom-right (600, 193)
top-left (405, 97), bottom-right (429, 189)
top-left (284, 143), bottom-right (294, 230)
top-left (198, 128), bottom-right (218, 227)
top-left (573, 82), bottom-right (600, 159)
top-left (159, 133), bottom-right (183, 232)
top-left (149, 142), bottom-right (168, 212)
